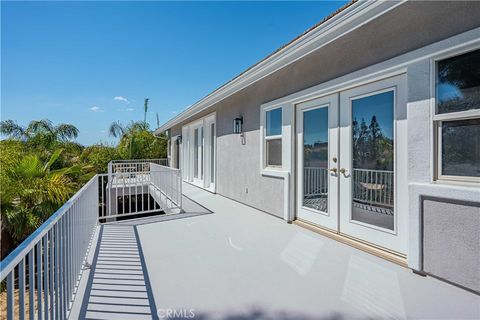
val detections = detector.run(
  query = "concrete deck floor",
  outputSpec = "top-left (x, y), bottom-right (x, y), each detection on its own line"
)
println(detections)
top-left (73, 182), bottom-right (480, 320)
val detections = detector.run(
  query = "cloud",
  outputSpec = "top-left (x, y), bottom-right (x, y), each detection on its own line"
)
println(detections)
top-left (89, 106), bottom-right (104, 112)
top-left (114, 96), bottom-right (130, 104)
top-left (171, 111), bottom-right (178, 115)
top-left (117, 107), bottom-right (135, 112)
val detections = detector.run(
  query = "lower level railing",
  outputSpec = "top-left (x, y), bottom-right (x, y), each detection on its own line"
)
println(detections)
top-left (98, 164), bottom-right (182, 220)
top-left (0, 176), bottom-right (99, 320)
top-left (108, 159), bottom-right (168, 175)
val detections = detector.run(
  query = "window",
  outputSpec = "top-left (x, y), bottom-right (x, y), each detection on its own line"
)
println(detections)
top-left (435, 49), bottom-right (480, 180)
top-left (265, 108), bottom-right (282, 167)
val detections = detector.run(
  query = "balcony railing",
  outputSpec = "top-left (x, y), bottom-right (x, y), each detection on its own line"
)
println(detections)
top-left (0, 160), bottom-right (181, 320)
top-left (0, 177), bottom-right (99, 320)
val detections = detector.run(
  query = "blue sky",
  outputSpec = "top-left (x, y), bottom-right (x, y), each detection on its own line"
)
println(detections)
top-left (1, 1), bottom-right (347, 145)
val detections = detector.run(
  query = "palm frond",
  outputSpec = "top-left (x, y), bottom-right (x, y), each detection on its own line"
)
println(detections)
top-left (27, 119), bottom-right (54, 135)
top-left (108, 121), bottom-right (126, 138)
top-left (55, 123), bottom-right (79, 141)
top-left (0, 120), bottom-right (26, 140)
top-left (14, 155), bottom-right (43, 179)
top-left (44, 148), bottom-right (63, 172)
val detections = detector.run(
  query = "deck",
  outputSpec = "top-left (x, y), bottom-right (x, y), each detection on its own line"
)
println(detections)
top-left (70, 183), bottom-right (480, 320)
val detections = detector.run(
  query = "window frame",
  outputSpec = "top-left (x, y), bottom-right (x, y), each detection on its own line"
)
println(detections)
top-left (432, 47), bottom-right (480, 183)
top-left (261, 106), bottom-right (284, 170)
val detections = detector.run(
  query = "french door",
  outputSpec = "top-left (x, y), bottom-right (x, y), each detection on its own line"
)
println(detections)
top-left (296, 75), bottom-right (407, 254)
top-left (296, 94), bottom-right (339, 230)
top-left (191, 123), bottom-right (204, 185)
top-left (181, 113), bottom-right (216, 192)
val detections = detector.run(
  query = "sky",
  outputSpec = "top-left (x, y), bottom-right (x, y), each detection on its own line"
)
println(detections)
top-left (1, 1), bottom-right (348, 145)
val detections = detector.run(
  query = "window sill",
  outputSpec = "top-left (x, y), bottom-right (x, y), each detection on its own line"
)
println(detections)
top-left (409, 182), bottom-right (480, 204)
top-left (432, 178), bottom-right (480, 188)
top-left (261, 168), bottom-right (288, 178)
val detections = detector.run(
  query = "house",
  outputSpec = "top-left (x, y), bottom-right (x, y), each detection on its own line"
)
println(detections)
top-left (156, 1), bottom-right (480, 294)
top-left (2, 2), bottom-right (480, 319)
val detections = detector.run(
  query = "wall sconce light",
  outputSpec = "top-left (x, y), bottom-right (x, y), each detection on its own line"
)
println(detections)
top-left (233, 117), bottom-right (243, 134)
top-left (177, 136), bottom-right (182, 144)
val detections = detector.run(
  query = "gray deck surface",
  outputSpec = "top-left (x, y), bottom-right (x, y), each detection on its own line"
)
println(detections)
top-left (72, 183), bottom-right (480, 320)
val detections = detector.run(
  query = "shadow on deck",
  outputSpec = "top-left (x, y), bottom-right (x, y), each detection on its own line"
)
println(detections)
top-left (71, 194), bottom-right (212, 320)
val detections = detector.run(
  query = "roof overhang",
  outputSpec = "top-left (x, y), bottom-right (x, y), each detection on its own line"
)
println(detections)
top-left (155, 0), bottom-right (406, 134)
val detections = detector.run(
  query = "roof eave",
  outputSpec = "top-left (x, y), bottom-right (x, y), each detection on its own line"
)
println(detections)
top-left (155, 0), bottom-right (406, 135)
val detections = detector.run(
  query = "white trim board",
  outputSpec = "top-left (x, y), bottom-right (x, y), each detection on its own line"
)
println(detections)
top-left (156, 1), bottom-right (406, 134)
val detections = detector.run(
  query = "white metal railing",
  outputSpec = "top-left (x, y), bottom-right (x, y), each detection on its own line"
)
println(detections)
top-left (304, 167), bottom-right (328, 197)
top-left (108, 159), bottom-right (168, 175)
top-left (353, 168), bottom-right (394, 207)
top-left (0, 176), bottom-right (99, 320)
top-left (98, 163), bottom-right (182, 220)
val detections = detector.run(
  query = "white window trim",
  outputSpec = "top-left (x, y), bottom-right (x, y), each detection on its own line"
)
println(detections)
top-left (260, 105), bottom-right (285, 175)
top-left (430, 47), bottom-right (480, 184)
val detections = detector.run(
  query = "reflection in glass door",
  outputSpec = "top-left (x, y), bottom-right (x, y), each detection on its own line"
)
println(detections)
top-left (351, 91), bottom-right (395, 230)
top-left (296, 94), bottom-right (339, 230)
top-left (303, 107), bottom-right (329, 212)
top-left (339, 75), bottom-right (407, 254)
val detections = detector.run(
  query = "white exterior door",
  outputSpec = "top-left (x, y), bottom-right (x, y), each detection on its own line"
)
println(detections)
top-left (181, 113), bottom-right (216, 192)
top-left (204, 117), bottom-right (216, 191)
top-left (296, 94), bottom-right (339, 230)
top-left (192, 123), bottom-right (204, 184)
top-left (296, 75), bottom-right (407, 254)
top-left (338, 75), bottom-right (407, 254)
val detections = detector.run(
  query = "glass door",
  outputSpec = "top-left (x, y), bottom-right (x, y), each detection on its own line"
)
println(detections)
top-left (296, 94), bottom-right (339, 230)
top-left (191, 123), bottom-right (204, 184)
top-left (204, 117), bottom-right (216, 191)
top-left (338, 75), bottom-right (407, 254)
top-left (182, 114), bottom-right (216, 191)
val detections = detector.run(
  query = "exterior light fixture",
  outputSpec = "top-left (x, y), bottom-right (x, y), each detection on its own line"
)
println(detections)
top-left (233, 117), bottom-right (243, 134)
top-left (177, 136), bottom-right (182, 144)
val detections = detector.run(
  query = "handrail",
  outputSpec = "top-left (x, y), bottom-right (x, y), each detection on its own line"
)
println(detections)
top-left (98, 163), bottom-right (182, 220)
top-left (0, 174), bottom-right (100, 320)
top-left (0, 175), bottom-right (98, 279)
top-left (109, 158), bottom-right (168, 163)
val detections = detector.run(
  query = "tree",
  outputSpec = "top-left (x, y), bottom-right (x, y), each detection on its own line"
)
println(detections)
top-left (81, 144), bottom-right (121, 173)
top-left (144, 98), bottom-right (149, 124)
top-left (369, 116), bottom-right (382, 161)
top-left (108, 120), bottom-right (166, 159)
top-left (0, 119), bottom-right (79, 149)
top-left (0, 149), bottom-right (85, 247)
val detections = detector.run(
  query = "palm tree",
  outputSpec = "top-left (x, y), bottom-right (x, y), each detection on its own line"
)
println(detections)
top-left (108, 120), bottom-right (151, 158)
top-left (0, 119), bottom-right (79, 148)
top-left (0, 149), bottom-right (84, 245)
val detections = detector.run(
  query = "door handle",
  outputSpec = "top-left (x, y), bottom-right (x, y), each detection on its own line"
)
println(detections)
top-left (339, 168), bottom-right (348, 175)
top-left (329, 168), bottom-right (337, 174)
